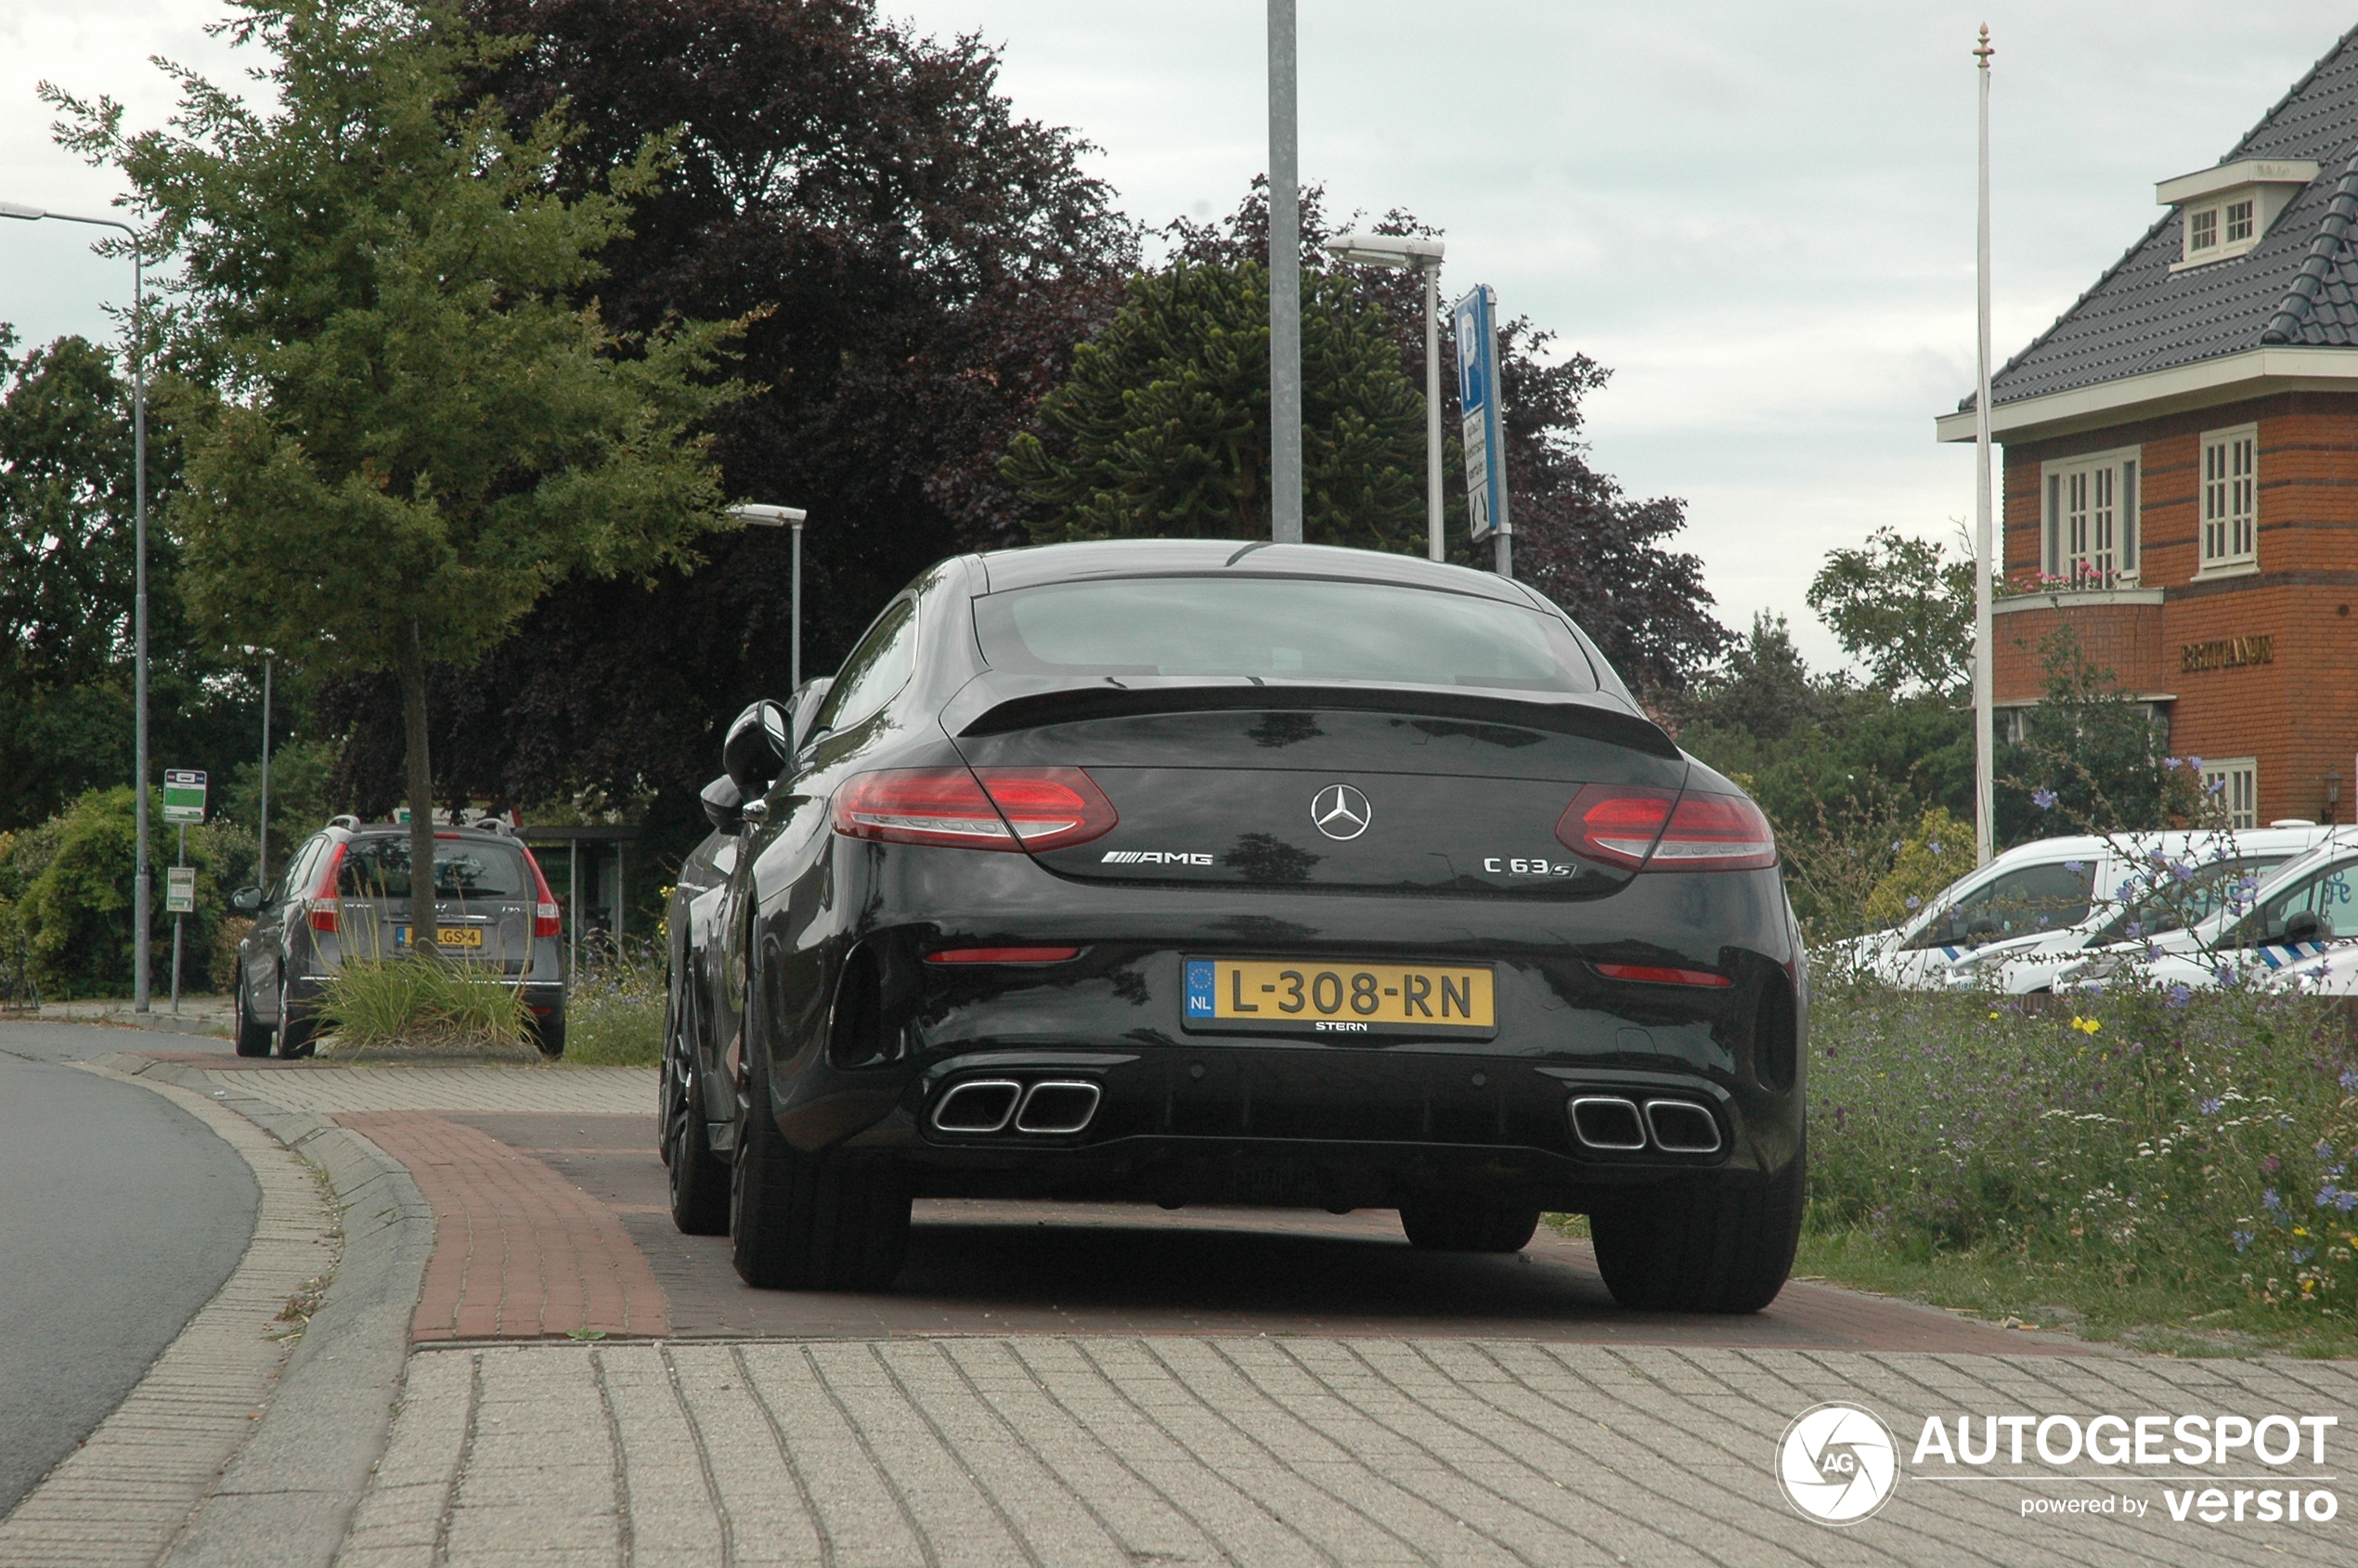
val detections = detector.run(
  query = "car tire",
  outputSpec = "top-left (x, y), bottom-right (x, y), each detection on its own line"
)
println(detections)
top-left (529, 1008), bottom-right (566, 1058)
top-left (663, 998), bottom-right (729, 1236)
top-left (1397, 1194), bottom-right (1541, 1252)
top-left (232, 968), bottom-right (274, 1057)
top-left (275, 981), bottom-right (316, 1059)
top-left (1588, 1139), bottom-right (1806, 1314)
top-left (729, 986), bottom-right (911, 1290)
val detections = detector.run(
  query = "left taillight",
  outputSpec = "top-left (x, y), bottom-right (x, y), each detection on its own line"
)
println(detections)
top-left (522, 847), bottom-right (562, 937)
top-left (1555, 785), bottom-right (1776, 873)
top-left (833, 767), bottom-right (1117, 852)
top-left (306, 842), bottom-right (348, 931)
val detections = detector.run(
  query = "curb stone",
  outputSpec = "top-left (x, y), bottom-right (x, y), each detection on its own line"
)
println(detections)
top-left (90, 1056), bottom-right (434, 1568)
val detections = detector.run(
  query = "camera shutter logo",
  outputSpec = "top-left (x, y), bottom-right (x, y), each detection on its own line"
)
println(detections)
top-left (1311, 784), bottom-right (1371, 841)
top-left (1777, 1402), bottom-right (1900, 1525)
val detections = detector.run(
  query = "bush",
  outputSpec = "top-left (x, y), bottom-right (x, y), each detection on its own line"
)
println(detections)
top-left (1810, 977), bottom-right (2358, 1324)
top-left (317, 956), bottom-right (530, 1054)
top-left (565, 945), bottom-right (664, 1066)
top-left (3, 786), bottom-right (258, 998)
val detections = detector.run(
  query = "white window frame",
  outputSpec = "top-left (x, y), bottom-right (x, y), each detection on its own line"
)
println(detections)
top-left (2201, 758), bottom-right (2260, 830)
top-left (2197, 423), bottom-right (2258, 575)
top-left (2040, 446), bottom-right (2140, 587)
top-left (2187, 204), bottom-right (2220, 255)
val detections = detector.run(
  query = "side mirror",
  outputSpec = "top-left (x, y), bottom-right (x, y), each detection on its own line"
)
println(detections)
top-left (2285, 909), bottom-right (2324, 942)
top-left (701, 774), bottom-right (745, 836)
top-left (230, 886), bottom-right (264, 913)
top-left (789, 677), bottom-right (835, 752)
top-left (722, 699), bottom-right (793, 797)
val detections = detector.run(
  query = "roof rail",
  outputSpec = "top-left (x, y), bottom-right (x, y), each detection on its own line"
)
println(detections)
top-left (327, 813), bottom-right (360, 831)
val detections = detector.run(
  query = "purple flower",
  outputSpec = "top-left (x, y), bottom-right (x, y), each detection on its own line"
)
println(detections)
top-left (2164, 757), bottom-right (2183, 771)
top-left (2316, 1186), bottom-right (2342, 1209)
top-left (2187, 757), bottom-right (2204, 771)
top-left (2065, 861), bottom-right (2085, 872)
top-left (2342, 1069), bottom-right (2358, 1092)
top-left (2233, 1229), bottom-right (2256, 1251)
top-left (2264, 1186), bottom-right (2284, 1209)
top-left (1891, 840), bottom-right (1904, 853)
top-left (2032, 788), bottom-right (2058, 810)
top-left (2319, 1141), bottom-right (2336, 1160)
top-left (2168, 984), bottom-right (2193, 1008)
top-left (2199, 1096), bottom-right (2223, 1114)
top-left (1905, 895), bottom-right (1921, 910)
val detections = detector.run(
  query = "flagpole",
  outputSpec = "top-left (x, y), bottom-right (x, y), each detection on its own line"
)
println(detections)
top-left (1973, 23), bottom-right (1997, 867)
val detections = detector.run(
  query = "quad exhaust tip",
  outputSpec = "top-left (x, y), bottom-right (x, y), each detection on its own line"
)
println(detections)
top-left (1568, 1095), bottom-right (1722, 1155)
top-left (930, 1078), bottom-right (1102, 1136)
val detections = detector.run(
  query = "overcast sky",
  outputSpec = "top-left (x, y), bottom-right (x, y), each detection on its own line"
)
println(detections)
top-left (3, 2), bottom-right (2347, 671)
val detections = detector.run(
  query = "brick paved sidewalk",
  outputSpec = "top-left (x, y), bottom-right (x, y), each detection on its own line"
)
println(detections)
top-left (338, 1336), bottom-right (2358, 1568)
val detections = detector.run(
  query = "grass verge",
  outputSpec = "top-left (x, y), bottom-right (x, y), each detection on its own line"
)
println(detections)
top-left (317, 955), bottom-right (531, 1056)
top-left (563, 952), bottom-right (664, 1067)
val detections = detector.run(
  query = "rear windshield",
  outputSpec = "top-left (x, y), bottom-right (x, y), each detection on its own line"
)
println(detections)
top-left (974, 577), bottom-right (1599, 692)
top-left (339, 838), bottom-right (531, 901)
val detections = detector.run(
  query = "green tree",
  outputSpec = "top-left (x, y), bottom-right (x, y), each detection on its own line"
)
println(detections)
top-left (1002, 258), bottom-right (1425, 549)
top-left (48, 0), bottom-right (741, 938)
top-left (1807, 525), bottom-right (1976, 698)
top-left (1999, 626), bottom-right (2179, 842)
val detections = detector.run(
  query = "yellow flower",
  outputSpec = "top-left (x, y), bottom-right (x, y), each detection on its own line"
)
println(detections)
top-left (2069, 1016), bottom-right (2103, 1034)
top-left (2294, 1227), bottom-right (2310, 1237)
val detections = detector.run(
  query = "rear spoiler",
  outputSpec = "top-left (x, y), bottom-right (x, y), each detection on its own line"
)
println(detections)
top-left (944, 676), bottom-right (1679, 759)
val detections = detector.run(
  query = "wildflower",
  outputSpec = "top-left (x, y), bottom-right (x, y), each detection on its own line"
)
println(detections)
top-left (1890, 840), bottom-right (1904, 853)
top-left (2069, 1016), bottom-right (2103, 1035)
top-left (2168, 983), bottom-right (2192, 1008)
top-left (2187, 756), bottom-right (2204, 771)
top-left (2199, 1096), bottom-right (2223, 1115)
top-left (2317, 1186), bottom-right (2343, 1209)
top-left (2294, 1226), bottom-right (2310, 1237)
top-left (2266, 1156), bottom-right (2281, 1174)
top-left (2233, 1229), bottom-right (2256, 1251)
top-left (2264, 1187), bottom-right (2284, 1210)
top-left (2164, 757), bottom-right (2183, 771)
top-left (2320, 1141), bottom-right (2337, 1160)
top-left (2065, 860), bottom-right (2085, 872)
top-left (2032, 788), bottom-right (2059, 810)
top-left (2340, 1069), bottom-right (2358, 1092)
top-left (1905, 895), bottom-right (1921, 910)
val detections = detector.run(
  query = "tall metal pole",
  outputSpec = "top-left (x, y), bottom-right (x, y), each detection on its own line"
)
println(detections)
top-left (1423, 262), bottom-right (1443, 561)
top-left (1, 204), bottom-right (151, 998)
top-left (258, 659), bottom-right (273, 892)
top-left (1972, 25), bottom-right (1996, 867)
top-left (1267, 0), bottom-right (1302, 544)
top-left (791, 519), bottom-right (804, 691)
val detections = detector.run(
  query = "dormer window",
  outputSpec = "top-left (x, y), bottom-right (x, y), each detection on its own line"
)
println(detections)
top-left (2160, 158), bottom-right (2318, 270)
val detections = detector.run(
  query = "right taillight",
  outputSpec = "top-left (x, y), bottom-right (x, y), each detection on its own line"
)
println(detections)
top-left (521, 847), bottom-right (562, 938)
top-left (1556, 785), bottom-right (1775, 872)
top-left (834, 768), bottom-right (1116, 852)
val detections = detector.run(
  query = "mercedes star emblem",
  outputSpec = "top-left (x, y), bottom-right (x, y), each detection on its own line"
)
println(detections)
top-left (1311, 784), bottom-right (1372, 841)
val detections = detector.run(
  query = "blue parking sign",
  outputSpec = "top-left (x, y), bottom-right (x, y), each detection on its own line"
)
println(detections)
top-left (1453, 285), bottom-right (1509, 543)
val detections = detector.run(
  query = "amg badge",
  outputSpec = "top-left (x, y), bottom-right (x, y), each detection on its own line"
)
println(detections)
top-left (1101, 850), bottom-right (1214, 865)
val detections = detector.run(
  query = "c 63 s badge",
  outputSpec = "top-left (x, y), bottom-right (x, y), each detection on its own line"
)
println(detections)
top-left (1484, 856), bottom-right (1574, 877)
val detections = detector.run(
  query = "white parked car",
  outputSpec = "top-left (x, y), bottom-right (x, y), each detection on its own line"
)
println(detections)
top-left (1848, 825), bottom-right (2334, 992)
top-left (2054, 830), bottom-right (2358, 992)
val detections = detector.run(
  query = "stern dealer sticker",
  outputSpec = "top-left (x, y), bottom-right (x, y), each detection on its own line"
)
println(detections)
top-left (1775, 1403), bottom-right (2343, 1527)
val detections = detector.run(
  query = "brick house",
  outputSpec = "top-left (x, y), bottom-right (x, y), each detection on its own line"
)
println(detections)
top-left (1937, 26), bottom-right (2358, 828)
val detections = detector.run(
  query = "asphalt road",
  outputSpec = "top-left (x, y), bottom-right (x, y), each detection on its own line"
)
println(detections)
top-left (0, 1023), bottom-right (258, 1514)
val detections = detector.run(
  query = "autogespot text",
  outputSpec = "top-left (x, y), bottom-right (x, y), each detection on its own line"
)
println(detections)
top-left (1911, 1411), bottom-right (2340, 1523)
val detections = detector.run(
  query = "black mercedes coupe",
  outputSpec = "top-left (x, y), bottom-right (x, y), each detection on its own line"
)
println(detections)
top-left (661, 539), bottom-right (1806, 1312)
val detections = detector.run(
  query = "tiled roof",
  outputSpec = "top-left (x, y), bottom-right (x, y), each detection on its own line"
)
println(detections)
top-left (1971, 24), bottom-right (2358, 410)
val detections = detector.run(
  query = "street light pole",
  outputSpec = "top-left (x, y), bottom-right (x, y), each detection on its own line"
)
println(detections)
top-left (1972, 27), bottom-right (1997, 868)
top-left (3, 200), bottom-right (150, 1005)
top-left (1267, 0), bottom-right (1302, 545)
top-left (1323, 233), bottom-right (1446, 561)
top-left (727, 504), bottom-right (812, 689)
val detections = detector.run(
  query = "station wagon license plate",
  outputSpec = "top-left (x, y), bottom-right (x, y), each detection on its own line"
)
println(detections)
top-left (394, 926), bottom-right (485, 949)
top-left (1183, 957), bottom-right (1496, 1037)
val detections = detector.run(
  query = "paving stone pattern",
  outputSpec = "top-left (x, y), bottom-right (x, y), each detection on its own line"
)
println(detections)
top-left (337, 1337), bottom-right (2358, 1568)
top-left (206, 1066), bottom-right (654, 1116)
top-left (0, 1070), bottom-right (339, 1568)
top-left (337, 1112), bottom-right (667, 1341)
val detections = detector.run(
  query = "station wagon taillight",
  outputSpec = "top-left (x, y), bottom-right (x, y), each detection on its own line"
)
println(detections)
top-left (1556, 785), bottom-right (1777, 873)
top-left (834, 768), bottom-right (1118, 852)
top-left (522, 848), bottom-right (562, 937)
top-left (307, 842), bottom-right (348, 931)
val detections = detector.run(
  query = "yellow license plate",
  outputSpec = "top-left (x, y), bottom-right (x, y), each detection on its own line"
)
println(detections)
top-left (1184, 958), bottom-right (1496, 1036)
top-left (397, 926), bottom-right (484, 948)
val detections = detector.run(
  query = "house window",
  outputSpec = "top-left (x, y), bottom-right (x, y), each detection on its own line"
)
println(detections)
top-left (2189, 206), bottom-right (2218, 252)
top-left (2198, 425), bottom-right (2258, 571)
top-left (2201, 758), bottom-right (2260, 830)
top-left (2041, 447), bottom-right (2140, 586)
top-left (2225, 199), bottom-right (2255, 243)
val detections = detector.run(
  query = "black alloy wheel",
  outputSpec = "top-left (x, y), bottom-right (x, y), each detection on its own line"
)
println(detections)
top-left (275, 979), bottom-right (317, 1059)
top-left (231, 967), bottom-right (273, 1057)
top-left (663, 991), bottom-right (729, 1235)
top-left (1397, 1194), bottom-right (1542, 1253)
top-left (1587, 1138), bottom-right (1807, 1314)
top-left (727, 973), bottom-right (911, 1290)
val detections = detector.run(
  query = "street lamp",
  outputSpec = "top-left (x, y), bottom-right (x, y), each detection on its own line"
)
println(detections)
top-left (4, 199), bottom-right (152, 1008)
top-left (727, 503), bottom-right (811, 689)
top-left (1324, 232), bottom-right (1446, 562)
